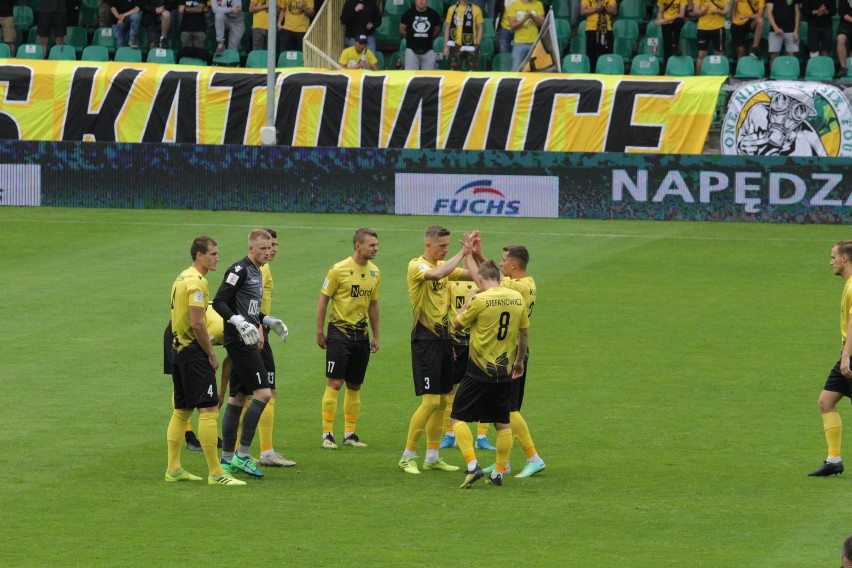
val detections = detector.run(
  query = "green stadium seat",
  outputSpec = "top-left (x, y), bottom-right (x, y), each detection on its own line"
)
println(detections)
top-left (277, 50), bottom-right (304, 67)
top-left (78, 0), bottom-right (100, 28)
top-left (374, 15), bottom-right (401, 51)
top-left (804, 55), bottom-right (834, 81)
top-left (734, 54), bottom-right (765, 78)
top-left (665, 54), bottom-right (694, 76)
top-left (554, 17), bottom-right (570, 51)
top-left (48, 44), bottom-right (76, 60)
top-left (644, 20), bottom-right (663, 42)
top-left (678, 20), bottom-right (697, 58)
top-left (433, 36), bottom-right (449, 69)
top-left (613, 37), bottom-right (634, 64)
top-left (699, 54), bottom-right (729, 76)
top-left (569, 32), bottom-right (585, 55)
top-left (81, 45), bottom-right (110, 61)
top-left (384, 0), bottom-right (410, 17)
top-left (28, 26), bottom-right (55, 50)
top-left (613, 18), bottom-right (639, 43)
top-left (212, 48), bottom-right (241, 67)
top-left (13, 5), bottom-right (33, 41)
top-left (638, 37), bottom-right (662, 57)
top-left (630, 53), bottom-right (659, 75)
top-left (16, 43), bottom-right (43, 60)
top-left (482, 18), bottom-right (495, 41)
top-left (562, 52), bottom-right (590, 73)
top-left (114, 46), bottom-right (142, 62)
top-left (245, 49), bottom-right (268, 68)
top-left (479, 36), bottom-right (494, 67)
top-left (374, 50), bottom-right (385, 70)
top-left (492, 52), bottom-right (513, 71)
top-left (64, 26), bottom-right (88, 56)
top-left (147, 47), bottom-right (175, 64)
top-left (0, 43), bottom-right (10, 58)
top-left (769, 55), bottom-right (800, 79)
top-left (388, 50), bottom-right (403, 69)
top-left (618, 0), bottom-right (645, 22)
top-left (595, 53), bottom-right (624, 75)
top-left (180, 56), bottom-right (207, 66)
top-left (92, 27), bottom-right (117, 55)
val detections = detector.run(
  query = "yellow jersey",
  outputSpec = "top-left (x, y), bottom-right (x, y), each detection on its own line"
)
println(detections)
top-left (583, 0), bottom-right (616, 32)
top-left (841, 277), bottom-right (852, 346)
top-left (251, 0), bottom-right (285, 30)
top-left (696, 0), bottom-right (728, 30)
top-left (408, 255), bottom-right (463, 340)
top-left (457, 286), bottom-right (529, 382)
top-left (448, 280), bottom-right (476, 344)
top-left (321, 256), bottom-right (381, 340)
top-left (501, 275), bottom-right (536, 324)
top-left (731, 0), bottom-right (764, 26)
top-left (506, 0), bottom-right (544, 44)
top-left (261, 262), bottom-right (273, 315)
top-left (170, 266), bottom-right (209, 352)
top-left (657, 0), bottom-right (686, 20)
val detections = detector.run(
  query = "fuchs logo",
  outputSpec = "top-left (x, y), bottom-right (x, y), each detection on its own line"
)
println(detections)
top-left (721, 81), bottom-right (852, 157)
top-left (432, 180), bottom-right (521, 216)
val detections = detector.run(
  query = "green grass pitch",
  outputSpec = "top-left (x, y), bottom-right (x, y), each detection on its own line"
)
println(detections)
top-left (2, 207), bottom-right (851, 566)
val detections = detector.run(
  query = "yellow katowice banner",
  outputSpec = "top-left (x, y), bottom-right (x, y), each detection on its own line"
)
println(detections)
top-left (0, 60), bottom-right (724, 153)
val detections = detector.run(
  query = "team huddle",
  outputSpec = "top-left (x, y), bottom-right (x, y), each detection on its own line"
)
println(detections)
top-left (164, 224), bottom-right (545, 488)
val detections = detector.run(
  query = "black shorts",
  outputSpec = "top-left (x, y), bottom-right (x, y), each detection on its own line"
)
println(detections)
top-left (260, 331), bottom-right (277, 387)
top-left (823, 360), bottom-right (852, 398)
top-left (37, 11), bottom-right (67, 37)
top-left (808, 23), bottom-right (833, 53)
top-left (450, 375), bottom-right (512, 424)
top-left (172, 342), bottom-right (218, 409)
top-left (730, 22), bottom-right (752, 48)
top-left (510, 352), bottom-right (530, 412)
top-left (325, 337), bottom-right (370, 384)
top-left (839, 22), bottom-right (852, 40)
top-left (697, 27), bottom-right (724, 53)
top-left (411, 339), bottom-right (454, 395)
top-left (451, 343), bottom-right (469, 384)
top-left (225, 342), bottom-right (273, 396)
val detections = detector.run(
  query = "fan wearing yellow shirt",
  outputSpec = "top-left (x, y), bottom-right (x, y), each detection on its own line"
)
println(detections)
top-left (317, 228), bottom-right (381, 450)
top-left (581, 0), bottom-right (617, 72)
top-left (507, 0), bottom-right (544, 70)
top-left (655, 0), bottom-right (687, 60)
top-left (249, 0), bottom-right (285, 50)
top-left (451, 259), bottom-right (529, 488)
top-left (693, 0), bottom-right (730, 74)
top-left (443, 0), bottom-right (484, 70)
top-left (339, 34), bottom-right (379, 69)
top-left (166, 236), bottom-right (245, 486)
top-left (731, 0), bottom-right (765, 59)
top-left (277, 0), bottom-right (314, 51)
top-left (810, 241), bottom-right (852, 477)
top-left (398, 226), bottom-right (478, 475)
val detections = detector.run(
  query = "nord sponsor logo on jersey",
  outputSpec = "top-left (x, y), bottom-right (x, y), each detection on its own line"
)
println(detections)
top-left (350, 285), bottom-right (373, 298)
top-left (395, 174), bottom-right (558, 218)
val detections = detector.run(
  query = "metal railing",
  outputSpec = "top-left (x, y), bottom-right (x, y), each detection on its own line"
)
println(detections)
top-left (303, 0), bottom-right (345, 69)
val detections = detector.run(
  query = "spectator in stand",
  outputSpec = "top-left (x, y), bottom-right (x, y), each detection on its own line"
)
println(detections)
top-left (142, 0), bottom-right (174, 49)
top-left (278, 0), bottom-right (314, 52)
top-left (803, 0), bottom-right (835, 57)
top-left (838, 0), bottom-right (852, 77)
top-left (400, 0), bottom-right (443, 70)
top-left (693, 0), bottom-right (730, 74)
top-left (110, 0), bottom-right (141, 49)
top-left (766, 0), bottom-right (801, 67)
top-left (0, 0), bottom-right (16, 57)
top-left (178, 0), bottom-right (207, 54)
top-left (212, 0), bottom-right (245, 55)
top-left (507, 0), bottom-right (544, 70)
top-left (340, 0), bottom-right (381, 54)
top-left (730, 0), bottom-right (765, 60)
top-left (39, 0), bottom-right (68, 55)
top-left (339, 32), bottom-right (378, 68)
top-left (494, 0), bottom-right (516, 54)
top-left (656, 0), bottom-right (687, 60)
top-left (444, 0), bottom-right (485, 71)
top-left (581, 0), bottom-right (616, 73)
top-left (249, 0), bottom-right (283, 50)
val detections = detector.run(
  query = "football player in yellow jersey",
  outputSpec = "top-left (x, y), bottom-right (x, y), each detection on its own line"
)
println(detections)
top-left (398, 226), bottom-right (478, 475)
top-left (317, 228), bottom-right (381, 450)
top-left (166, 236), bottom-right (244, 486)
top-left (440, 280), bottom-right (499, 451)
top-left (810, 241), bottom-right (852, 476)
top-left (451, 259), bottom-right (529, 488)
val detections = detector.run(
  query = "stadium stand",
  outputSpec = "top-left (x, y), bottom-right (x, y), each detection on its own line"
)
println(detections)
top-left (596, 54), bottom-right (624, 75)
top-left (769, 55), bottom-right (800, 80)
top-left (81, 45), bottom-right (109, 61)
top-left (114, 46), bottom-right (143, 62)
top-left (16, 43), bottom-right (43, 60)
top-left (48, 44), bottom-right (77, 61)
top-left (630, 53), bottom-right (659, 75)
top-left (804, 55), bottom-right (835, 81)
top-left (734, 55), bottom-right (765, 78)
top-left (665, 54), bottom-right (694, 76)
top-left (562, 53), bottom-right (590, 73)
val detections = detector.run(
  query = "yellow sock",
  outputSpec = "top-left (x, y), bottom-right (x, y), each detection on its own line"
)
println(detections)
top-left (185, 421), bottom-right (193, 433)
top-left (495, 428), bottom-right (513, 473)
top-left (259, 396), bottom-right (275, 453)
top-left (510, 411), bottom-right (538, 459)
top-left (166, 409), bottom-right (193, 473)
top-left (344, 388), bottom-right (361, 434)
top-left (322, 385), bottom-right (339, 433)
top-left (477, 422), bottom-right (490, 437)
top-left (198, 411), bottom-right (222, 476)
top-left (823, 411), bottom-right (842, 458)
top-left (443, 391), bottom-right (455, 434)
top-left (406, 394), bottom-right (441, 451)
top-left (425, 395), bottom-right (448, 450)
top-left (452, 421), bottom-right (476, 464)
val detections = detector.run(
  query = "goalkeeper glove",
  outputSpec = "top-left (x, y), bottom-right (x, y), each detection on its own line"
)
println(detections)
top-left (229, 315), bottom-right (259, 345)
top-left (263, 315), bottom-right (289, 342)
